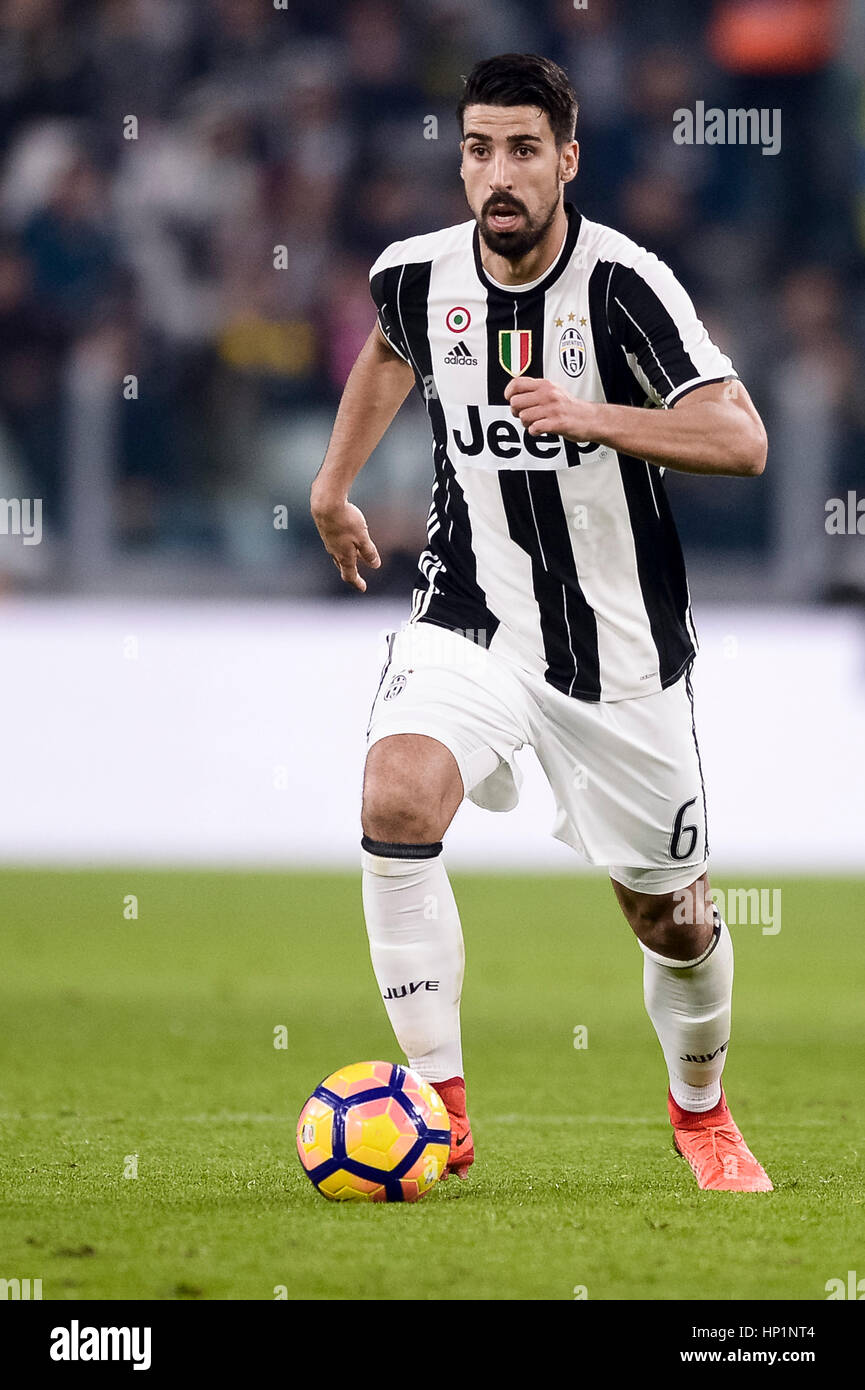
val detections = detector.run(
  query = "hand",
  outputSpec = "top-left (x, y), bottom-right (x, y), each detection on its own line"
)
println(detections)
top-left (504, 375), bottom-right (600, 440)
top-left (310, 496), bottom-right (380, 592)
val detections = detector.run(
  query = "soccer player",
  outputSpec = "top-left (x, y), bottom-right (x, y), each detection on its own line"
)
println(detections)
top-left (311, 54), bottom-right (772, 1191)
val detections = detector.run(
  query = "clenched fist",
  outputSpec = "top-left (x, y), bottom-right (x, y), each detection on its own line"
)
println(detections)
top-left (504, 375), bottom-right (600, 441)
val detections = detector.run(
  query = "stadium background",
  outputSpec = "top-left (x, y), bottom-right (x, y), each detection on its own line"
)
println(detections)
top-left (0, 0), bottom-right (864, 1307)
top-left (0, 0), bottom-right (862, 868)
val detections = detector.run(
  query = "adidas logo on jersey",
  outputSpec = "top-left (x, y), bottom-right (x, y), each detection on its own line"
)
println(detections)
top-left (444, 340), bottom-right (478, 366)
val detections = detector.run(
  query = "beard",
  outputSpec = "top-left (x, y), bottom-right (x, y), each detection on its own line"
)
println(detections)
top-left (478, 188), bottom-right (560, 260)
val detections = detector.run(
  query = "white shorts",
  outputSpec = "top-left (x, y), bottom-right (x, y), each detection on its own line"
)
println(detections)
top-left (366, 622), bottom-right (709, 894)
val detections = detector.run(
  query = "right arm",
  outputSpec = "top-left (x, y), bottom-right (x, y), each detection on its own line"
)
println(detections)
top-left (310, 326), bottom-right (415, 591)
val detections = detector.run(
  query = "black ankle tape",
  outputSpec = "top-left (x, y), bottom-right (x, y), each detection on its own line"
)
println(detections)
top-left (361, 836), bottom-right (442, 860)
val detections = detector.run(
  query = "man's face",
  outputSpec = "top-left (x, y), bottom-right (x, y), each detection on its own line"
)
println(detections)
top-left (460, 104), bottom-right (578, 259)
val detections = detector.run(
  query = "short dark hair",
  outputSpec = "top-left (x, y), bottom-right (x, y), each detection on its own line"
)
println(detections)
top-left (457, 53), bottom-right (578, 148)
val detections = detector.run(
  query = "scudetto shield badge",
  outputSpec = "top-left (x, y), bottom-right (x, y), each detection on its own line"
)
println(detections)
top-left (498, 329), bottom-right (532, 377)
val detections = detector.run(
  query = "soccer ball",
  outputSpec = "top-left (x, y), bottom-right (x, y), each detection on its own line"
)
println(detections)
top-left (296, 1060), bottom-right (451, 1202)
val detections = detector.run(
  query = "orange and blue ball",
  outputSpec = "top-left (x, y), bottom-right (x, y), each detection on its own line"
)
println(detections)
top-left (296, 1060), bottom-right (451, 1202)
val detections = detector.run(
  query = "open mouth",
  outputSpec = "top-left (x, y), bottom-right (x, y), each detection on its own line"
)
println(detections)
top-left (486, 205), bottom-right (523, 233)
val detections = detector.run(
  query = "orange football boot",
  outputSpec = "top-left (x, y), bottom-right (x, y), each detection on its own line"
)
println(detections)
top-left (669, 1088), bottom-right (773, 1191)
top-left (432, 1076), bottom-right (474, 1179)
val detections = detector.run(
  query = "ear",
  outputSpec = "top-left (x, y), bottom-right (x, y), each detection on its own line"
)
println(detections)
top-left (459, 139), bottom-right (465, 182)
top-left (560, 139), bottom-right (579, 185)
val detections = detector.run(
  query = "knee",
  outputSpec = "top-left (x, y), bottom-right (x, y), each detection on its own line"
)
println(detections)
top-left (636, 912), bottom-right (711, 960)
top-left (361, 746), bottom-right (456, 845)
top-left (614, 878), bottom-right (716, 961)
top-left (362, 785), bottom-right (444, 844)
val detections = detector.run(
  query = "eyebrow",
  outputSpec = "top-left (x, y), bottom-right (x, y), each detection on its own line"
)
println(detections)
top-left (463, 132), bottom-right (544, 144)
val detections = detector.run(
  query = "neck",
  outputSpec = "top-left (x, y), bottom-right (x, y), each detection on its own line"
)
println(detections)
top-left (480, 200), bottom-right (568, 286)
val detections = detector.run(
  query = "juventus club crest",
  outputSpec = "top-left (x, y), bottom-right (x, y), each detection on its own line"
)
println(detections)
top-left (498, 329), bottom-right (532, 377)
top-left (383, 671), bottom-right (408, 700)
top-left (559, 326), bottom-right (586, 378)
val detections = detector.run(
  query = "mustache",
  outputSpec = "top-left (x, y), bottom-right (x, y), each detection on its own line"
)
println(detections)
top-left (482, 196), bottom-right (528, 218)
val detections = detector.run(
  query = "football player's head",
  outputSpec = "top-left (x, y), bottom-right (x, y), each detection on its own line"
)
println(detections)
top-left (457, 53), bottom-right (579, 259)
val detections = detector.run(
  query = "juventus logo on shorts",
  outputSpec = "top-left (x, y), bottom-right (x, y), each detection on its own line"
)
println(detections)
top-left (383, 671), bottom-right (408, 700)
top-left (498, 329), bottom-right (532, 377)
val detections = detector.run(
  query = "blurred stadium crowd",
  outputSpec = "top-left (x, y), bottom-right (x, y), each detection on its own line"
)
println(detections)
top-left (0, 0), bottom-right (862, 599)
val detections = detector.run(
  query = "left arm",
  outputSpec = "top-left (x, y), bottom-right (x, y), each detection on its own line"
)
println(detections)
top-left (504, 377), bottom-right (768, 478)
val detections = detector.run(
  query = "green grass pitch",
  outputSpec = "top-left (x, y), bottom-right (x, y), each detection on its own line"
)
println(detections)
top-left (0, 870), bottom-right (861, 1301)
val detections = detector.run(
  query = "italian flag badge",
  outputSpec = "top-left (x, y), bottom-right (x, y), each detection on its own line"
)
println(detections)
top-left (498, 329), bottom-right (532, 376)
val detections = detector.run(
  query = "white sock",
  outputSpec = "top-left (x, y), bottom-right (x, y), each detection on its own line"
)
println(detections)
top-left (361, 846), bottom-right (464, 1083)
top-left (640, 917), bottom-right (734, 1114)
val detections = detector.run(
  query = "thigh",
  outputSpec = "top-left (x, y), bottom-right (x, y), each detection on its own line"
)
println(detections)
top-left (530, 666), bottom-right (709, 881)
top-left (366, 622), bottom-right (530, 813)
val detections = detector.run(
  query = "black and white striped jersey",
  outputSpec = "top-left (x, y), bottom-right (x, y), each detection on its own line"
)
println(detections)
top-left (369, 203), bottom-right (737, 703)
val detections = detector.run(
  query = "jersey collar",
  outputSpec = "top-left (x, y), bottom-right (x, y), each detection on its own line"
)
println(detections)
top-left (472, 201), bottom-right (582, 296)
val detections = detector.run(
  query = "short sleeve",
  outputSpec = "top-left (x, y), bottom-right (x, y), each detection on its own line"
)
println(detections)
top-left (369, 250), bottom-right (409, 362)
top-left (608, 254), bottom-right (737, 407)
